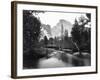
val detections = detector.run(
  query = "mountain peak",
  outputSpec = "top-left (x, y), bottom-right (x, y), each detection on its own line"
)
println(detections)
top-left (52, 19), bottom-right (72, 38)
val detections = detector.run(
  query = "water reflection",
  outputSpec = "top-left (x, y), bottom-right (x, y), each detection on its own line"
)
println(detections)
top-left (37, 52), bottom-right (90, 68)
top-left (23, 50), bottom-right (91, 69)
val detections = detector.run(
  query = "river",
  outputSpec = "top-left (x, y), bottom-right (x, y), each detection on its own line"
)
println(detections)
top-left (37, 50), bottom-right (90, 68)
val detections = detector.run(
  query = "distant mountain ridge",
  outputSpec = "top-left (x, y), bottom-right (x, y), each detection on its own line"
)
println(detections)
top-left (40, 24), bottom-right (52, 39)
top-left (40, 19), bottom-right (73, 40)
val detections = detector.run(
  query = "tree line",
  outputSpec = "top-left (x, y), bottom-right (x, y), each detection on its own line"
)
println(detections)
top-left (23, 10), bottom-right (91, 55)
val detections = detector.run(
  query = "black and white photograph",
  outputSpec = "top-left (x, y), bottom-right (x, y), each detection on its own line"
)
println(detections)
top-left (11, 1), bottom-right (97, 78)
top-left (23, 10), bottom-right (91, 69)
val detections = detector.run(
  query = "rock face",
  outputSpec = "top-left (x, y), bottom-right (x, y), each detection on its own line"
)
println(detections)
top-left (40, 19), bottom-right (72, 40)
top-left (51, 19), bottom-right (72, 38)
top-left (40, 24), bottom-right (52, 39)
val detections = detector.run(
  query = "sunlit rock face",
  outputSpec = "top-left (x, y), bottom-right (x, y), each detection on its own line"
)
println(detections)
top-left (40, 19), bottom-right (72, 40)
top-left (51, 19), bottom-right (72, 38)
top-left (40, 24), bottom-right (52, 40)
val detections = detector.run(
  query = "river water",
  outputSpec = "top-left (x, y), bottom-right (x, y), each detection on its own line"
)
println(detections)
top-left (37, 51), bottom-right (90, 68)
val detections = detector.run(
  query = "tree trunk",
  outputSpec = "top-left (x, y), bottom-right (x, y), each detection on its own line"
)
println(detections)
top-left (74, 42), bottom-right (83, 57)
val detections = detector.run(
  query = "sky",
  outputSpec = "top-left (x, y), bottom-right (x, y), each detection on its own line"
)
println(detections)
top-left (33, 11), bottom-right (88, 28)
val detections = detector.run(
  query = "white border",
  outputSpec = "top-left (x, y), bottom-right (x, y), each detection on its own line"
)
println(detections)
top-left (17, 3), bottom-right (96, 76)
